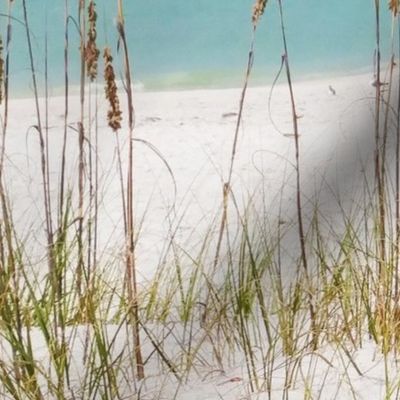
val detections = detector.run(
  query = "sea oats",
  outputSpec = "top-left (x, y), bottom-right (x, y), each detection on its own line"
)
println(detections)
top-left (252, 0), bottom-right (267, 26)
top-left (104, 47), bottom-right (122, 131)
top-left (86, 1), bottom-right (100, 81)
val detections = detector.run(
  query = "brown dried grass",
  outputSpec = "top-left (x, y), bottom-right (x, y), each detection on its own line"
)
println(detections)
top-left (252, 0), bottom-right (267, 26)
top-left (389, 0), bottom-right (399, 15)
top-left (86, 1), bottom-right (100, 81)
top-left (103, 47), bottom-right (122, 131)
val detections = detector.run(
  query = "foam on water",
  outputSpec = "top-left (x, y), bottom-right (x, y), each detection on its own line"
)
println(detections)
top-left (0, 0), bottom-right (393, 95)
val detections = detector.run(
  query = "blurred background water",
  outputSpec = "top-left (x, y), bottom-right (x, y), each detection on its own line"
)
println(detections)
top-left (0, 0), bottom-right (394, 96)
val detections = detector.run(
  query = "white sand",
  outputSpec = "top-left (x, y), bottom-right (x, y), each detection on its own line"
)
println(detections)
top-left (2, 71), bottom-right (394, 399)
top-left (4, 72), bottom-right (379, 280)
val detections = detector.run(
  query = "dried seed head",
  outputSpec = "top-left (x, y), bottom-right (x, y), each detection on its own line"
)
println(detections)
top-left (389, 0), bottom-right (400, 15)
top-left (86, 1), bottom-right (100, 81)
top-left (252, 0), bottom-right (267, 26)
top-left (0, 36), bottom-right (3, 105)
top-left (104, 47), bottom-right (122, 131)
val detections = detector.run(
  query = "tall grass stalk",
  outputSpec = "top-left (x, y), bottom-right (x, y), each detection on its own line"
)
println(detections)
top-left (59, 0), bottom-right (69, 229)
top-left (277, 0), bottom-right (317, 349)
top-left (21, 0), bottom-right (55, 299)
top-left (206, 0), bottom-right (270, 342)
top-left (212, 0), bottom-right (268, 272)
top-left (0, 0), bottom-right (13, 198)
top-left (76, 0), bottom-right (86, 300)
top-left (395, 10), bottom-right (400, 298)
top-left (373, 0), bottom-right (389, 326)
top-left (116, 0), bottom-right (145, 380)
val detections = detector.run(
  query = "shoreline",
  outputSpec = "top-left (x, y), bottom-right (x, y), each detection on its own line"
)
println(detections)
top-left (5, 64), bottom-right (381, 101)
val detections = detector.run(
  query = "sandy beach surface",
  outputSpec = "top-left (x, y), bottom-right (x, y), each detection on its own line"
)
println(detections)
top-left (2, 71), bottom-right (394, 398)
top-left (4, 72), bottom-right (379, 280)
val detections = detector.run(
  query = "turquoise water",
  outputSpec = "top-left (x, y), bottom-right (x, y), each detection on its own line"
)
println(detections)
top-left (0, 0), bottom-right (394, 95)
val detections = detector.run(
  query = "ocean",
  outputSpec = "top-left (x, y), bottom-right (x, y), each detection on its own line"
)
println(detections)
top-left (0, 0), bottom-right (394, 95)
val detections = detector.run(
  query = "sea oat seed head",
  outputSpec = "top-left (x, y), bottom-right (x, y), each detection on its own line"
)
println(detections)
top-left (104, 47), bottom-right (122, 131)
top-left (252, 0), bottom-right (267, 26)
top-left (389, 0), bottom-right (400, 15)
top-left (86, 1), bottom-right (100, 81)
